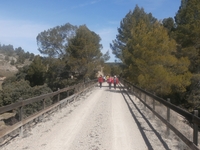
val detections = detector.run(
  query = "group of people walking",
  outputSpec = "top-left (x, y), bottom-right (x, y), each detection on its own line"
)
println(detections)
top-left (98, 75), bottom-right (119, 89)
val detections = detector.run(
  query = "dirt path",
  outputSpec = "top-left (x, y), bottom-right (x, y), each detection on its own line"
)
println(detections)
top-left (1, 82), bottom-right (185, 150)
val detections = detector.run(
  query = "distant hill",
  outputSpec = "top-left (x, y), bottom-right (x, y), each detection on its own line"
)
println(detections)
top-left (0, 52), bottom-right (33, 90)
top-left (0, 53), bottom-right (18, 77)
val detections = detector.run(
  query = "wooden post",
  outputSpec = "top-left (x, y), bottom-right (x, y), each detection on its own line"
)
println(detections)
top-left (57, 88), bottom-right (60, 111)
top-left (152, 98), bottom-right (155, 118)
top-left (152, 93), bottom-right (155, 118)
top-left (153, 99), bottom-right (155, 111)
top-left (67, 86), bottom-right (69, 98)
top-left (167, 98), bottom-right (170, 136)
top-left (74, 87), bottom-right (77, 102)
top-left (57, 88), bottom-right (60, 102)
top-left (193, 110), bottom-right (198, 145)
top-left (67, 90), bottom-right (69, 97)
top-left (19, 98), bottom-right (23, 137)
top-left (67, 89), bottom-right (70, 106)
top-left (144, 94), bottom-right (146, 111)
top-left (136, 89), bottom-right (138, 97)
top-left (43, 99), bottom-right (45, 109)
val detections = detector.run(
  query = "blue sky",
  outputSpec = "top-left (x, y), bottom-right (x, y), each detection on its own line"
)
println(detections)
top-left (0, 0), bottom-right (181, 62)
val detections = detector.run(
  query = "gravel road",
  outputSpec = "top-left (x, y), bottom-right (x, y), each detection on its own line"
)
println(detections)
top-left (1, 82), bottom-right (189, 150)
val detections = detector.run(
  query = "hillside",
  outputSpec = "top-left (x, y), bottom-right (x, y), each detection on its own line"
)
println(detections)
top-left (0, 53), bottom-right (32, 90)
top-left (0, 53), bottom-right (18, 76)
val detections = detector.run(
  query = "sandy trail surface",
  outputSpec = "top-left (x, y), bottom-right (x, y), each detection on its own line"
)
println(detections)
top-left (1, 82), bottom-right (188, 150)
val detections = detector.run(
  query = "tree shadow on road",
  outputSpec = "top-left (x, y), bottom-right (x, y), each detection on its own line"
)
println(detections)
top-left (119, 86), bottom-right (170, 150)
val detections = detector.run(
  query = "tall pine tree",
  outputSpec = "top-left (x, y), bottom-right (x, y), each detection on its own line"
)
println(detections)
top-left (175, 0), bottom-right (200, 109)
top-left (65, 25), bottom-right (103, 80)
top-left (111, 5), bottom-right (191, 99)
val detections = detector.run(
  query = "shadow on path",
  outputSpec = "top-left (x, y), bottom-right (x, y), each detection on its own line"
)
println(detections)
top-left (119, 85), bottom-right (170, 150)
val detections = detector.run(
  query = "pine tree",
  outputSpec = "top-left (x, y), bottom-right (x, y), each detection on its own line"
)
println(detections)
top-left (126, 20), bottom-right (191, 96)
top-left (111, 5), bottom-right (191, 97)
top-left (174, 0), bottom-right (200, 109)
top-left (110, 5), bottom-right (157, 61)
top-left (25, 56), bottom-right (46, 86)
top-left (37, 23), bottom-right (78, 58)
top-left (66, 25), bottom-right (103, 80)
top-left (175, 0), bottom-right (200, 73)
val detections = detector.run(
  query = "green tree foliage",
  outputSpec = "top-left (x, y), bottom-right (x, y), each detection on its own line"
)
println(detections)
top-left (25, 55), bottom-right (46, 86)
top-left (103, 64), bottom-right (111, 76)
top-left (0, 45), bottom-right (34, 65)
top-left (110, 5), bottom-right (157, 60)
top-left (130, 21), bottom-right (191, 96)
top-left (66, 25), bottom-right (103, 80)
top-left (112, 6), bottom-right (192, 98)
top-left (23, 84), bottom-right (53, 116)
top-left (15, 47), bottom-right (26, 64)
top-left (101, 50), bottom-right (110, 62)
top-left (14, 65), bottom-right (30, 81)
top-left (162, 17), bottom-right (175, 35)
top-left (186, 74), bottom-right (200, 111)
top-left (2, 80), bottom-right (32, 105)
top-left (103, 63), bottom-right (122, 77)
top-left (175, 0), bottom-right (200, 73)
top-left (110, 65), bottom-right (122, 77)
top-left (0, 44), bottom-right (14, 56)
top-left (37, 23), bottom-right (78, 58)
top-left (45, 58), bottom-right (73, 91)
top-left (29, 53), bottom-right (35, 61)
top-left (2, 78), bottom-right (52, 116)
top-left (174, 0), bottom-right (200, 109)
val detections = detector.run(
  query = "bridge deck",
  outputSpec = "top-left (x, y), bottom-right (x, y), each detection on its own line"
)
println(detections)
top-left (2, 82), bottom-right (181, 150)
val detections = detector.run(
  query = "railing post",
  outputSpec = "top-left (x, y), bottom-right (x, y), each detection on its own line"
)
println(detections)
top-left (152, 93), bottom-right (155, 118)
top-left (57, 88), bottom-right (60, 111)
top-left (19, 98), bottom-right (23, 137)
top-left (167, 98), bottom-right (170, 136)
top-left (57, 88), bottom-right (60, 102)
top-left (43, 99), bottom-right (45, 109)
top-left (131, 86), bottom-right (134, 94)
top-left (193, 110), bottom-right (198, 145)
top-left (144, 94), bottom-right (146, 111)
top-left (74, 86), bottom-right (77, 102)
top-left (153, 93), bottom-right (155, 111)
top-left (67, 86), bottom-right (69, 98)
top-left (67, 90), bottom-right (69, 97)
top-left (67, 88), bottom-right (70, 106)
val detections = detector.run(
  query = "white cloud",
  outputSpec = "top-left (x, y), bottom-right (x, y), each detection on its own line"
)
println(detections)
top-left (0, 19), bottom-right (51, 54)
top-left (0, 20), bottom-right (50, 38)
top-left (71, 0), bottom-right (102, 9)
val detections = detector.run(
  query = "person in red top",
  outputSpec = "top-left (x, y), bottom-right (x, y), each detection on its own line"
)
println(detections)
top-left (112, 75), bottom-right (119, 89)
top-left (107, 75), bottom-right (113, 89)
top-left (98, 75), bottom-right (103, 88)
